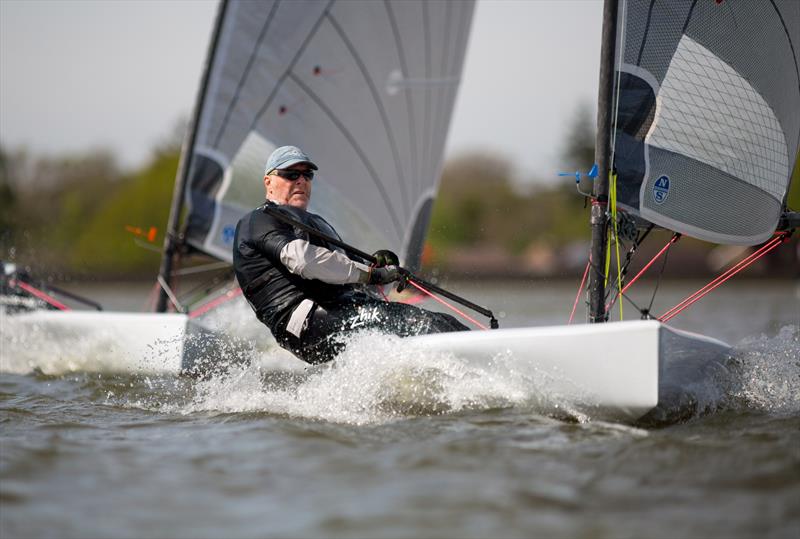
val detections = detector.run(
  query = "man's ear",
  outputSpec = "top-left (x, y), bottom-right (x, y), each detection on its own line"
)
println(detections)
top-left (264, 174), bottom-right (271, 194)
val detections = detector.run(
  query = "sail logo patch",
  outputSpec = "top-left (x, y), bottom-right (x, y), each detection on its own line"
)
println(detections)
top-left (652, 175), bottom-right (670, 204)
top-left (222, 225), bottom-right (236, 245)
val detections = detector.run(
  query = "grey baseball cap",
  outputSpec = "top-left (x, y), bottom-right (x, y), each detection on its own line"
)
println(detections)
top-left (264, 145), bottom-right (318, 175)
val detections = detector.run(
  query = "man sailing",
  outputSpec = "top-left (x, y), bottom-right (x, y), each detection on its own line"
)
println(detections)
top-left (233, 146), bottom-right (468, 364)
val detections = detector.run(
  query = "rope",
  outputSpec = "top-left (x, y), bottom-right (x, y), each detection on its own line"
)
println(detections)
top-left (188, 287), bottom-right (243, 319)
top-left (659, 233), bottom-right (789, 322)
top-left (645, 235), bottom-right (675, 316)
top-left (569, 257), bottom-right (592, 324)
top-left (406, 280), bottom-right (489, 330)
top-left (609, 0), bottom-right (627, 165)
top-left (606, 233), bottom-right (680, 312)
top-left (10, 280), bottom-right (70, 311)
top-left (144, 281), bottom-right (160, 311)
top-left (610, 173), bottom-right (623, 320)
top-left (383, 285), bottom-right (427, 306)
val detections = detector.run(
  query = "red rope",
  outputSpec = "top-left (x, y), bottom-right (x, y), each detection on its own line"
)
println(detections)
top-left (568, 257), bottom-right (591, 324)
top-left (660, 234), bottom-right (788, 322)
top-left (144, 281), bottom-right (160, 311)
top-left (606, 234), bottom-right (680, 311)
top-left (400, 292), bottom-right (426, 305)
top-left (377, 284), bottom-right (426, 305)
top-left (188, 287), bottom-right (243, 319)
top-left (406, 279), bottom-right (489, 330)
top-left (378, 286), bottom-right (390, 302)
top-left (10, 279), bottom-right (70, 311)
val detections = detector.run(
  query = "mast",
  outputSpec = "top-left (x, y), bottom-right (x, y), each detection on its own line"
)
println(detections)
top-left (588, 0), bottom-right (619, 323)
top-left (156, 1), bottom-right (229, 312)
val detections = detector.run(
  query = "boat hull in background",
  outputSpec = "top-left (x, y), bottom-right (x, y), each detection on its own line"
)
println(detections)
top-left (0, 311), bottom-right (236, 376)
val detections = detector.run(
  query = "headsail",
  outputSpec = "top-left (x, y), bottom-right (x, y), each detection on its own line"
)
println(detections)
top-left (177, 0), bottom-right (475, 269)
top-left (609, 0), bottom-right (799, 246)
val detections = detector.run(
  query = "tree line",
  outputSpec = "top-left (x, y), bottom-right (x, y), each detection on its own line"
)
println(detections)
top-left (1, 105), bottom-right (798, 281)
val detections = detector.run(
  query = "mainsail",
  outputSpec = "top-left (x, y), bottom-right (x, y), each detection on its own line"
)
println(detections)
top-left (606, 0), bottom-right (799, 246)
top-left (173, 0), bottom-right (474, 270)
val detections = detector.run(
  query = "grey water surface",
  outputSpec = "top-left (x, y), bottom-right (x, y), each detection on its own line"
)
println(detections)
top-left (1, 280), bottom-right (799, 539)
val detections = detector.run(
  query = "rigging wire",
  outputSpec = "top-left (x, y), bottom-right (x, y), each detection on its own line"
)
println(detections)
top-left (606, 232), bottom-right (680, 312)
top-left (610, 173), bottom-right (624, 320)
top-left (642, 235), bottom-right (680, 318)
top-left (568, 257), bottom-right (592, 324)
top-left (660, 232), bottom-right (791, 322)
top-left (188, 286), bottom-right (243, 319)
top-left (608, 0), bottom-right (627, 166)
top-left (9, 280), bottom-right (70, 311)
top-left (406, 280), bottom-right (489, 330)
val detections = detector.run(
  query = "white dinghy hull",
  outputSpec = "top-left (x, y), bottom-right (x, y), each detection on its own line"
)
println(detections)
top-left (1, 311), bottom-right (232, 376)
top-left (408, 320), bottom-right (731, 423)
top-left (3, 310), bottom-right (730, 423)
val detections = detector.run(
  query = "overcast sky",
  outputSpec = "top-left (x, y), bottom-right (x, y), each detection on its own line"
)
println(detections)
top-left (0, 0), bottom-right (602, 184)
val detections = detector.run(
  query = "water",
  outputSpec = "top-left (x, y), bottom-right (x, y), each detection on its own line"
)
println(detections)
top-left (1, 281), bottom-right (799, 539)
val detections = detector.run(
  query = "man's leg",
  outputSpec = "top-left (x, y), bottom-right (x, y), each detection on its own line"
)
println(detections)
top-left (374, 301), bottom-right (470, 335)
top-left (289, 300), bottom-right (470, 364)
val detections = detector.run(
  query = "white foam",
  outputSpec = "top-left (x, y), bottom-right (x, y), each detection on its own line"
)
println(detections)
top-left (728, 325), bottom-right (800, 414)
top-left (163, 331), bottom-right (573, 425)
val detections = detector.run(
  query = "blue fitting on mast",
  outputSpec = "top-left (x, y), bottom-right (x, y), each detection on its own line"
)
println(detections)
top-left (558, 163), bottom-right (599, 184)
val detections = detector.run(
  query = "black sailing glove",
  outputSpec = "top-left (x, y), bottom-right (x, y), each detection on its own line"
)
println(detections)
top-left (367, 265), bottom-right (401, 285)
top-left (371, 249), bottom-right (399, 267)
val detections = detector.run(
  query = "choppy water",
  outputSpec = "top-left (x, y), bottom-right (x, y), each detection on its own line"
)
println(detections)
top-left (1, 281), bottom-right (799, 538)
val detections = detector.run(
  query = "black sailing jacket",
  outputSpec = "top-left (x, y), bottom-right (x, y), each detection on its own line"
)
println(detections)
top-left (232, 201), bottom-right (363, 334)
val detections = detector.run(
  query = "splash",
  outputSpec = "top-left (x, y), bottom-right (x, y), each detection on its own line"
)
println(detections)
top-left (6, 300), bottom-right (797, 425)
top-left (163, 331), bottom-right (577, 425)
top-left (162, 325), bottom-right (800, 425)
top-left (727, 325), bottom-right (800, 415)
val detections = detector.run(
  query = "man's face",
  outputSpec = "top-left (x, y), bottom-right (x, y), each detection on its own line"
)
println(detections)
top-left (264, 164), bottom-right (314, 209)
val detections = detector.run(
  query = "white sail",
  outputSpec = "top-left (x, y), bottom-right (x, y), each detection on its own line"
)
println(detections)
top-left (181, 0), bottom-right (475, 269)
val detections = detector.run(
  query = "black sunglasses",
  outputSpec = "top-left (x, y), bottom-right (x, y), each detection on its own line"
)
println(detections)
top-left (274, 169), bottom-right (314, 181)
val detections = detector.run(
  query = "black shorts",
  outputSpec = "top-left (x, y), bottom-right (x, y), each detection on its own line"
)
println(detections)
top-left (275, 298), bottom-right (469, 364)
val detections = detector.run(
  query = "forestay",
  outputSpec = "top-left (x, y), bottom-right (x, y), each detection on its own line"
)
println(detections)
top-left (181, 0), bottom-right (475, 269)
top-left (608, 0), bottom-right (799, 246)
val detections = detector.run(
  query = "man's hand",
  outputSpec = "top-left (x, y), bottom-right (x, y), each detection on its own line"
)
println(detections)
top-left (367, 265), bottom-right (400, 285)
top-left (371, 249), bottom-right (399, 267)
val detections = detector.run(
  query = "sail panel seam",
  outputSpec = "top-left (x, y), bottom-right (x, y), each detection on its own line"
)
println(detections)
top-left (288, 72), bottom-right (403, 235)
top-left (383, 0), bottom-right (419, 201)
top-left (249, 1), bottom-right (335, 133)
top-left (212, 0), bottom-right (282, 148)
top-left (421, 1), bottom-right (431, 196)
top-left (325, 11), bottom-right (410, 217)
top-left (635, 0), bottom-right (657, 67)
top-left (427, 0), bottom-right (453, 190)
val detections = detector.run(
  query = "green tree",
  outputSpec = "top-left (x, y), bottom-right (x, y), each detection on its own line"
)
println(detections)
top-left (70, 148), bottom-right (180, 276)
top-left (560, 101), bottom-right (595, 173)
top-left (0, 147), bottom-right (16, 247)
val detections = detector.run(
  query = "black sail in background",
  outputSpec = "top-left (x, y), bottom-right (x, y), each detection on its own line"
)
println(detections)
top-left (609, 0), bottom-right (799, 245)
top-left (179, 0), bottom-right (475, 269)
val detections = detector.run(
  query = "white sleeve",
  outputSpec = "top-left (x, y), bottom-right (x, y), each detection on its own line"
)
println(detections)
top-left (279, 239), bottom-right (370, 284)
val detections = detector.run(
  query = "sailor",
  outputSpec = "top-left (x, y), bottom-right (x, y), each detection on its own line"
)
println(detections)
top-left (233, 145), bottom-right (468, 364)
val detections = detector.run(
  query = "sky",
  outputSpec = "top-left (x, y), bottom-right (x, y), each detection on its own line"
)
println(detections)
top-left (0, 0), bottom-right (603, 184)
